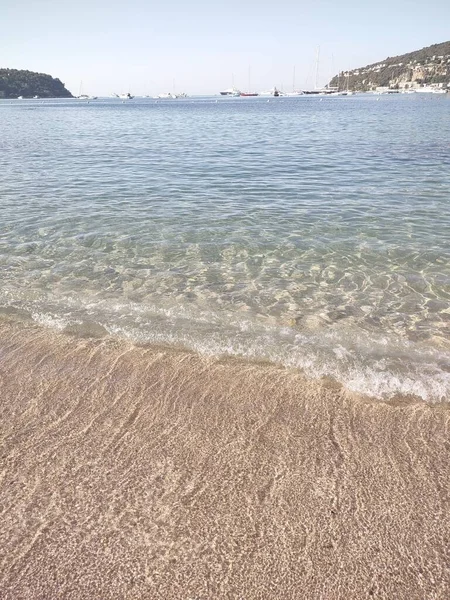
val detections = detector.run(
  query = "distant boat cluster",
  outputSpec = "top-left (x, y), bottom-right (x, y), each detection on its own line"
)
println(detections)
top-left (373, 85), bottom-right (448, 95)
top-left (109, 92), bottom-right (188, 100)
top-left (219, 84), bottom-right (448, 97)
top-left (220, 86), bottom-right (354, 97)
top-left (13, 84), bottom-right (448, 101)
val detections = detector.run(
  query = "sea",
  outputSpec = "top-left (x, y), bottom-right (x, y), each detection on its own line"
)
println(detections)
top-left (1, 93), bottom-right (449, 402)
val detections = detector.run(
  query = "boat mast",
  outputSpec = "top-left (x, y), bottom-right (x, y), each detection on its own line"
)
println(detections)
top-left (315, 46), bottom-right (320, 90)
top-left (293, 66), bottom-right (296, 92)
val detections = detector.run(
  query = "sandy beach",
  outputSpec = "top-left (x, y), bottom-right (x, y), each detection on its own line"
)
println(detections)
top-left (0, 318), bottom-right (449, 599)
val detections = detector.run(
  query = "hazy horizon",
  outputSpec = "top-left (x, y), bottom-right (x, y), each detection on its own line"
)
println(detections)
top-left (2, 0), bottom-right (450, 96)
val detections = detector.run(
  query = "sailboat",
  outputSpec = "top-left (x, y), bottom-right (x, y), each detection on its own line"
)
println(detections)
top-left (302, 48), bottom-right (336, 95)
top-left (220, 73), bottom-right (241, 96)
top-left (344, 71), bottom-right (354, 95)
top-left (284, 67), bottom-right (304, 96)
top-left (157, 80), bottom-right (183, 99)
top-left (77, 81), bottom-right (97, 100)
top-left (331, 71), bottom-right (353, 96)
top-left (220, 87), bottom-right (241, 96)
top-left (240, 66), bottom-right (259, 96)
top-left (259, 87), bottom-right (283, 97)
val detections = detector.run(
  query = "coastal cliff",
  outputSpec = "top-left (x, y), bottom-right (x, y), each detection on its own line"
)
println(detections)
top-left (0, 68), bottom-right (73, 98)
top-left (329, 40), bottom-right (450, 92)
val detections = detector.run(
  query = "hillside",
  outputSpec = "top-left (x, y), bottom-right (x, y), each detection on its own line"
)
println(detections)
top-left (329, 41), bottom-right (450, 92)
top-left (0, 68), bottom-right (73, 99)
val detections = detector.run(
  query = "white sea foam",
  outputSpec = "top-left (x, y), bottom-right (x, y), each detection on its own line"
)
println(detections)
top-left (31, 312), bottom-right (72, 331)
top-left (0, 285), bottom-right (443, 403)
top-left (101, 307), bottom-right (450, 403)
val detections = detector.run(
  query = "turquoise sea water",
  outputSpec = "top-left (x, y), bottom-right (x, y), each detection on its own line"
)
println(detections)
top-left (1, 94), bottom-right (449, 401)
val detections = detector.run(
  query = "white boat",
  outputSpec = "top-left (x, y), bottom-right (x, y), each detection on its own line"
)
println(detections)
top-left (343, 72), bottom-right (354, 95)
top-left (260, 87), bottom-right (283, 97)
top-left (118, 92), bottom-right (134, 100)
top-left (157, 92), bottom-right (177, 99)
top-left (285, 67), bottom-right (304, 96)
top-left (415, 86), bottom-right (447, 94)
top-left (77, 81), bottom-right (97, 100)
top-left (220, 87), bottom-right (241, 96)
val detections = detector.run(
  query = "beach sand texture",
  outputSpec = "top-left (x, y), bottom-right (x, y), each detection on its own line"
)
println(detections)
top-left (1, 319), bottom-right (449, 599)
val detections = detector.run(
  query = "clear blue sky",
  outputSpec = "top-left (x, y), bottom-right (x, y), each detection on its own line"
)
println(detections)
top-left (2, 0), bottom-right (450, 96)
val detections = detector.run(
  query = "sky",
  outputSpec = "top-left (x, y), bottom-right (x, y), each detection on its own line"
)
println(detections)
top-left (2, 0), bottom-right (450, 96)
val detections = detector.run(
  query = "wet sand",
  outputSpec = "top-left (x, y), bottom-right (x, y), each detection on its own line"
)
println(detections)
top-left (0, 319), bottom-right (449, 599)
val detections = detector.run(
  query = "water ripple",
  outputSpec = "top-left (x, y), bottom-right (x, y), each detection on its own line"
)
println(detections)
top-left (1, 95), bottom-right (450, 400)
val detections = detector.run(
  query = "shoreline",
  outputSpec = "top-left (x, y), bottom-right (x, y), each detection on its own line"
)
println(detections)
top-left (2, 306), bottom-right (449, 405)
top-left (1, 319), bottom-right (449, 598)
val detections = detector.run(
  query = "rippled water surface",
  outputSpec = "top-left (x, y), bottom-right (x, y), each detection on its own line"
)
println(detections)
top-left (1, 95), bottom-right (449, 400)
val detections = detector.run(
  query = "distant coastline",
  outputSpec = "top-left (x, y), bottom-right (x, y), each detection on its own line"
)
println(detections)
top-left (329, 40), bottom-right (450, 92)
top-left (0, 68), bottom-right (73, 99)
top-left (3, 41), bottom-right (450, 99)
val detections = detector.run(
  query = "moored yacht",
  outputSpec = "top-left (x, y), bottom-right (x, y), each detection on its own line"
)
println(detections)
top-left (415, 86), bottom-right (447, 94)
top-left (77, 81), bottom-right (97, 100)
top-left (220, 87), bottom-right (241, 96)
top-left (259, 87), bottom-right (283, 97)
top-left (157, 92), bottom-right (177, 99)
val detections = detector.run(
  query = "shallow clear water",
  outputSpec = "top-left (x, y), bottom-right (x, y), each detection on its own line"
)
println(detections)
top-left (1, 94), bottom-right (449, 400)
